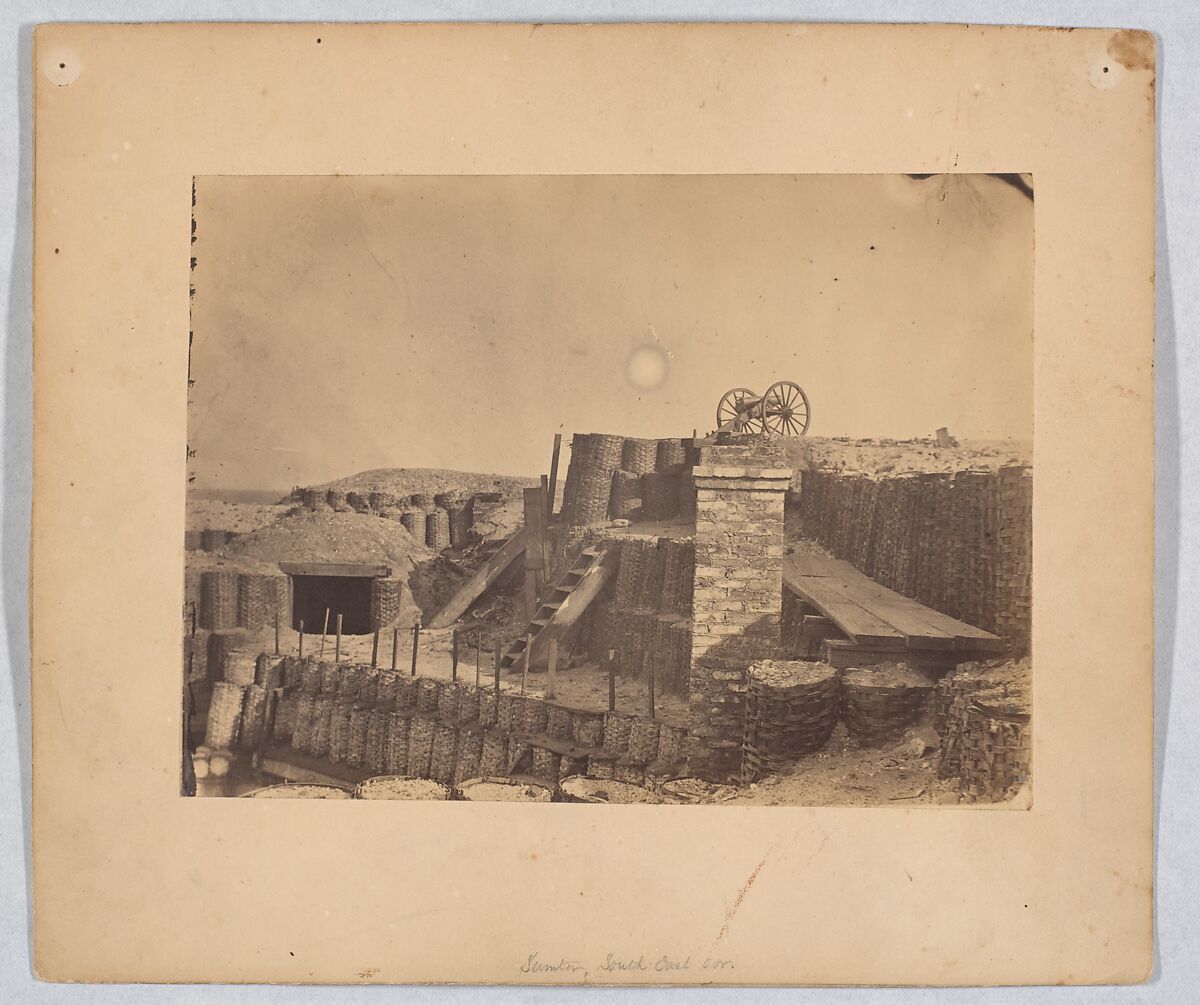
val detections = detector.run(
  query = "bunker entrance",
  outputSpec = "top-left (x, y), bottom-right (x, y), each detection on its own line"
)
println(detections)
top-left (280, 562), bottom-right (392, 637)
top-left (291, 575), bottom-right (372, 635)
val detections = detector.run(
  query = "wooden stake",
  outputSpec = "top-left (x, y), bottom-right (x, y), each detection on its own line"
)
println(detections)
top-left (547, 433), bottom-right (562, 520)
top-left (411, 619), bottom-right (421, 676)
top-left (475, 634), bottom-right (481, 688)
top-left (298, 620), bottom-right (305, 658)
top-left (319, 607), bottom-right (330, 658)
top-left (546, 638), bottom-right (558, 700)
top-left (274, 609), bottom-right (281, 655)
top-left (647, 657), bottom-right (656, 721)
top-left (391, 627), bottom-right (399, 671)
top-left (451, 630), bottom-right (459, 682)
top-left (335, 613), bottom-right (342, 663)
top-left (494, 641), bottom-right (502, 697)
top-left (607, 649), bottom-right (616, 712)
top-left (371, 627), bottom-right (380, 667)
top-left (522, 633), bottom-right (532, 694)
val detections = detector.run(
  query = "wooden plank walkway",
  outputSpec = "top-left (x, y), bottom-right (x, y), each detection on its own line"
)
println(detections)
top-left (783, 550), bottom-right (1006, 656)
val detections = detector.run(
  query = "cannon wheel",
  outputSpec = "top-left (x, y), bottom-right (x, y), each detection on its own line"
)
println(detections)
top-left (761, 381), bottom-right (812, 436)
top-left (716, 387), bottom-right (765, 433)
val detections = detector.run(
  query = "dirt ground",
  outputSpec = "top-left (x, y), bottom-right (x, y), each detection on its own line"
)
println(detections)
top-left (798, 436), bottom-right (1032, 477)
top-left (727, 714), bottom-right (963, 807)
top-left (186, 498), bottom-right (290, 533)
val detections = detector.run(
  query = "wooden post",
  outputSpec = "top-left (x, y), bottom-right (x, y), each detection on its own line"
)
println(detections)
top-left (335, 613), bottom-right (342, 663)
top-left (523, 487), bottom-right (547, 617)
top-left (319, 607), bottom-right (330, 658)
top-left (607, 649), bottom-right (616, 712)
top-left (546, 639), bottom-right (558, 700)
top-left (451, 630), bottom-right (459, 682)
top-left (410, 619), bottom-right (421, 676)
top-left (371, 628), bottom-right (380, 667)
top-left (298, 619), bottom-right (304, 658)
top-left (391, 627), bottom-right (399, 671)
top-left (256, 688), bottom-right (279, 768)
top-left (538, 481), bottom-right (552, 581)
top-left (522, 633), bottom-right (532, 694)
top-left (274, 609), bottom-right (281, 656)
top-left (494, 641), bottom-right (502, 697)
top-left (191, 604), bottom-right (197, 637)
top-left (475, 633), bottom-right (481, 688)
top-left (547, 433), bottom-right (562, 520)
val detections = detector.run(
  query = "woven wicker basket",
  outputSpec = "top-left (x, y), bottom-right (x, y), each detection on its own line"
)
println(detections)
top-left (655, 438), bottom-right (686, 471)
top-left (558, 775), bottom-right (658, 804)
top-left (205, 681), bottom-right (244, 750)
top-left (199, 571), bottom-right (239, 630)
top-left (244, 783), bottom-right (351, 799)
top-left (354, 776), bottom-right (449, 800)
top-left (620, 437), bottom-right (658, 475)
top-left (425, 509), bottom-right (450, 549)
top-left (452, 727), bottom-right (484, 786)
top-left (406, 716), bottom-right (435, 778)
top-left (455, 776), bottom-right (551, 802)
top-left (478, 731), bottom-right (508, 776)
top-left (841, 665), bottom-right (933, 746)
top-left (385, 712), bottom-right (411, 774)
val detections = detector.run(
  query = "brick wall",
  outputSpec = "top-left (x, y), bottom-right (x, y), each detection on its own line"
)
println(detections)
top-left (685, 440), bottom-right (791, 779)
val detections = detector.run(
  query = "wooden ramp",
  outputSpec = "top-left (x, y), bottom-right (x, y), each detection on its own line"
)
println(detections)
top-left (501, 544), bottom-right (615, 671)
top-left (427, 529), bottom-right (527, 630)
top-left (783, 550), bottom-right (1006, 667)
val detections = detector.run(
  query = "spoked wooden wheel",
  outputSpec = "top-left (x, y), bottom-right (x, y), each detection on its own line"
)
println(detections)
top-left (716, 387), bottom-right (765, 433)
top-left (761, 381), bottom-right (811, 436)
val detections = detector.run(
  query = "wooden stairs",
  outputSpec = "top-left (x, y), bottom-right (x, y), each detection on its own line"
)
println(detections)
top-left (500, 544), bottom-right (615, 671)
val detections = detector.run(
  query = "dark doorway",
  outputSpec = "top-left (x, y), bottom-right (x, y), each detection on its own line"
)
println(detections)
top-left (291, 575), bottom-right (373, 635)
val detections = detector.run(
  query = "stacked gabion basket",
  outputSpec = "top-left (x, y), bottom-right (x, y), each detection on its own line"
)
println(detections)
top-left (741, 660), bottom-right (840, 782)
top-left (934, 659), bottom-right (1031, 802)
top-left (840, 664), bottom-right (935, 745)
top-left (561, 433), bottom-right (625, 526)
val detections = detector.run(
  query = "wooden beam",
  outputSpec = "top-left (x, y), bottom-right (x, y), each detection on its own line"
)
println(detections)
top-left (524, 548), bottom-right (617, 669)
top-left (784, 575), bottom-right (904, 648)
top-left (546, 639), bottom-right (558, 700)
top-left (426, 528), bottom-right (527, 629)
top-left (524, 487), bottom-right (548, 617)
top-left (278, 562), bottom-right (391, 578)
top-left (547, 433), bottom-right (562, 520)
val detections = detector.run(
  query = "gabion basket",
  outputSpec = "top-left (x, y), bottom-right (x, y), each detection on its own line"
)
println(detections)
top-left (430, 723), bottom-right (459, 784)
top-left (416, 677), bottom-right (441, 714)
top-left (841, 665), bottom-right (934, 746)
top-left (571, 712), bottom-right (604, 749)
top-left (205, 682), bottom-right (244, 750)
top-left (385, 712), bottom-right (411, 774)
top-left (478, 731), bottom-right (509, 777)
top-left (558, 775), bottom-right (658, 804)
top-left (366, 708), bottom-right (390, 774)
top-left (347, 706), bottom-right (370, 767)
top-left (407, 717), bottom-right (435, 778)
top-left (244, 783), bottom-right (351, 799)
top-left (452, 727), bottom-right (484, 786)
top-left (455, 776), bottom-right (551, 802)
top-left (354, 776), bottom-right (449, 800)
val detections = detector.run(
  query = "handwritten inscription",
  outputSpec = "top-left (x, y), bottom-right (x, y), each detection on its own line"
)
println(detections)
top-left (520, 951), bottom-right (734, 983)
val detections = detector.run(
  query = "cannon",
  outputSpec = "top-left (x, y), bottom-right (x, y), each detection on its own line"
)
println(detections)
top-left (715, 382), bottom-right (811, 436)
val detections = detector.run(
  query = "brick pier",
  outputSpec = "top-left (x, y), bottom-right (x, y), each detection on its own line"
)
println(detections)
top-left (685, 441), bottom-right (792, 779)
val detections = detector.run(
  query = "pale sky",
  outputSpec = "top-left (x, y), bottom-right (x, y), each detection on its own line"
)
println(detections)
top-left (189, 173), bottom-right (1032, 490)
